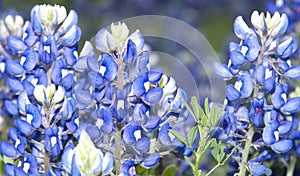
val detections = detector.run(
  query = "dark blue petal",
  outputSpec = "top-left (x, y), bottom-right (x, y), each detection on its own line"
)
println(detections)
top-left (158, 123), bottom-right (172, 146)
top-left (271, 140), bottom-right (293, 153)
top-left (249, 163), bottom-right (272, 176)
top-left (51, 59), bottom-right (66, 84)
top-left (213, 63), bottom-right (233, 80)
top-left (101, 53), bottom-right (118, 81)
top-left (137, 51), bottom-right (149, 72)
top-left (124, 39), bottom-right (137, 63)
top-left (277, 37), bottom-right (294, 58)
top-left (244, 35), bottom-right (260, 61)
top-left (31, 11), bottom-right (42, 33)
top-left (24, 23), bottom-right (38, 46)
top-left (281, 97), bottom-right (300, 113)
top-left (120, 160), bottom-right (135, 176)
top-left (5, 164), bottom-right (27, 176)
top-left (7, 36), bottom-right (27, 53)
top-left (239, 73), bottom-right (253, 98)
top-left (5, 60), bottom-right (25, 76)
top-left (144, 88), bottom-right (163, 104)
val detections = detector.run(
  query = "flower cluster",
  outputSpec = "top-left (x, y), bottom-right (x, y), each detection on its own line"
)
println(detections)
top-left (71, 21), bottom-right (191, 174)
top-left (0, 4), bottom-right (191, 176)
top-left (214, 10), bottom-right (300, 175)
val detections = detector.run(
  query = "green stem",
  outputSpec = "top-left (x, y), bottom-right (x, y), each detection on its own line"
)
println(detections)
top-left (238, 125), bottom-right (254, 176)
top-left (206, 163), bottom-right (221, 176)
top-left (44, 151), bottom-right (50, 175)
top-left (286, 155), bottom-right (296, 176)
top-left (115, 124), bottom-right (121, 175)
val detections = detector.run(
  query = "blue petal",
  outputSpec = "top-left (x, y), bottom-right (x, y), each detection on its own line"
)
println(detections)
top-left (144, 88), bottom-right (163, 104)
top-left (101, 54), bottom-right (118, 81)
top-left (234, 16), bottom-right (251, 40)
top-left (4, 100), bottom-right (19, 116)
top-left (136, 51), bottom-right (149, 72)
top-left (262, 124), bottom-right (277, 145)
top-left (31, 10), bottom-right (42, 33)
top-left (24, 23), bottom-right (38, 46)
top-left (141, 153), bottom-right (160, 168)
top-left (5, 60), bottom-right (25, 76)
top-left (6, 77), bottom-right (23, 93)
top-left (87, 55), bottom-right (100, 72)
top-left (135, 138), bottom-right (150, 154)
top-left (132, 72), bottom-right (148, 97)
top-left (62, 25), bottom-right (81, 47)
top-left (26, 104), bottom-right (42, 128)
top-left (5, 164), bottom-right (27, 176)
top-left (271, 83), bottom-right (286, 109)
top-left (124, 39), bottom-right (137, 63)
top-left (21, 48), bottom-right (38, 71)
top-left (285, 65), bottom-right (300, 80)
top-left (148, 68), bottom-right (163, 84)
top-left (14, 119), bottom-right (34, 136)
top-left (95, 28), bottom-right (116, 53)
top-left (60, 10), bottom-right (78, 33)
top-left (88, 71), bottom-right (104, 88)
top-left (278, 121), bottom-right (293, 135)
top-left (271, 140), bottom-right (293, 153)
top-left (226, 84), bottom-right (240, 101)
top-left (0, 142), bottom-right (20, 158)
top-left (85, 125), bottom-right (101, 140)
top-left (277, 37), bottom-right (294, 58)
top-left (61, 73), bottom-right (74, 89)
top-left (17, 91), bottom-right (30, 114)
top-left (99, 108), bottom-right (113, 134)
top-left (7, 36), bottom-right (27, 53)
top-left (64, 47), bottom-right (78, 66)
top-left (249, 163), bottom-right (271, 176)
top-left (281, 97), bottom-right (300, 113)
top-left (239, 73), bottom-right (253, 98)
top-left (243, 35), bottom-right (260, 61)
top-left (230, 50), bottom-right (246, 66)
top-left (212, 63), bottom-right (233, 80)
top-left (74, 89), bottom-right (94, 107)
top-left (158, 123), bottom-right (172, 146)
top-left (122, 123), bottom-right (141, 145)
top-left (144, 116), bottom-right (161, 131)
top-left (51, 59), bottom-right (66, 84)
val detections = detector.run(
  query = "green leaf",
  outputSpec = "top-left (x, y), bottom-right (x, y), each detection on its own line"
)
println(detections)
top-left (187, 126), bottom-right (198, 147)
top-left (180, 97), bottom-right (196, 121)
top-left (204, 98), bottom-right (209, 117)
top-left (190, 96), bottom-right (205, 122)
top-left (162, 164), bottom-right (176, 176)
top-left (210, 139), bottom-right (226, 163)
top-left (184, 156), bottom-right (195, 171)
top-left (170, 130), bottom-right (187, 145)
top-left (136, 165), bottom-right (148, 175)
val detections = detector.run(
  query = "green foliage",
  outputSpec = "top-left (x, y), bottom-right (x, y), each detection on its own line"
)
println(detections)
top-left (162, 164), bottom-right (176, 176)
top-left (172, 96), bottom-right (235, 176)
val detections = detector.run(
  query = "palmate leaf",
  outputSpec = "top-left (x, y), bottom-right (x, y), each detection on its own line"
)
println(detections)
top-left (210, 139), bottom-right (226, 163)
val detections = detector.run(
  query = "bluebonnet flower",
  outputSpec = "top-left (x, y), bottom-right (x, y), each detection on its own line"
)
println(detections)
top-left (214, 9), bottom-right (300, 175)
top-left (72, 21), bottom-right (189, 174)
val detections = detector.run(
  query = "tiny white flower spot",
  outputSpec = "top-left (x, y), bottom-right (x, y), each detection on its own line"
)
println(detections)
top-left (0, 62), bottom-right (5, 73)
top-left (117, 100), bottom-right (124, 110)
top-left (274, 131), bottom-right (279, 141)
top-left (73, 51), bottom-right (79, 59)
top-left (99, 65), bottom-right (106, 76)
top-left (281, 93), bottom-right (287, 103)
top-left (20, 56), bottom-right (26, 66)
top-left (265, 68), bottom-right (273, 80)
top-left (23, 162), bottom-right (30, 173)
top-left (240, 45), bottom-right (249, 56)
top-left (43, 45), bottom-right (51, 54)
top-left (50, 136), bottom-right (57, 147)
top-left (15, 138), bottom-right (21, 148)
top-left (96, 118), bottom-right (103, 129)
top-left (134, 130), bottom-right (141, 140)
top-left (26, 114), bottom-right (34, 125)
top-left (144, 81), bottom-right (150, 92)
top-left (234, 80), bottom-right (243, 92)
